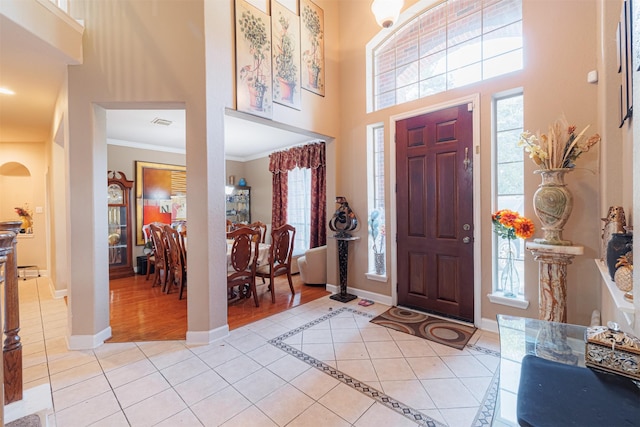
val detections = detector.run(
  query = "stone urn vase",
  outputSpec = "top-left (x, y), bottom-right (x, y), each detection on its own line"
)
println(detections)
top-left (533, 168), bottom-right (573, 245)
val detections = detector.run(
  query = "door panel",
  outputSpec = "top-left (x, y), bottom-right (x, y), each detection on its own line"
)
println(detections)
top-left (396, 104), bottom-right (474, 322)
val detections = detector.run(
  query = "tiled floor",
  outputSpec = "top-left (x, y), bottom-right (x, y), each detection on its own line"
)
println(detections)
top-left (8, 277), bottom-right (501, 427)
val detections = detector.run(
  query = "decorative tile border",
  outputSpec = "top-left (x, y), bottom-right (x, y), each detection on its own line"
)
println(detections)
top-left (269, 306), bottom-right (499, 427)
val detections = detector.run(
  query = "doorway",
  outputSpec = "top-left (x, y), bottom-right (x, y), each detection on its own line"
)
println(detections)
top-left (395, 103), bottom-right (475, 323)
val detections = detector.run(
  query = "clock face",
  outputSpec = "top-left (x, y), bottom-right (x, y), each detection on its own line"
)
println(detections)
top-left (108, 183), bottom-right (124, 204)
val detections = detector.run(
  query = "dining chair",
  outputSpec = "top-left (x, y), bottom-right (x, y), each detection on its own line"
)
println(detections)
top-left (142, 224), bottom-right (156, 281)
top-left (163, 225), bottom-right (187, 299)
top-left (227, 226), bottom-right (260, 307)
top-left (247, 221), bottom-right (267, 243)
top-left (149, 223), bottom-right (169, 291)
top-left (256, 224), bottom-right (296, 303)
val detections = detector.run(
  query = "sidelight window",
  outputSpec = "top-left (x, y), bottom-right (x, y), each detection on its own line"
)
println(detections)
top-left (367, 125), bottom-right (386, 277)
top-left (493, 92), bottom-right (524, 296)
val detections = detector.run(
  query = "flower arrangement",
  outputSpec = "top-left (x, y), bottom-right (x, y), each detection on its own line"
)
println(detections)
top-left (369, 209), bottom-right (386, 254)
top-left (492, 209), bottom-right (535, 241)
top-left (518, 115), bottom-right (601, 170)
top-left (238, 8), bottom-right (270, 96)
top-left (15, 205), bottom-right (32, 220)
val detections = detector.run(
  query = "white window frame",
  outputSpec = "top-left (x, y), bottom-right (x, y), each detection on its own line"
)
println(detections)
top-left (366, 123), bottom-right (387, 281)
top-left (488, 90), bottom-right (529, 309)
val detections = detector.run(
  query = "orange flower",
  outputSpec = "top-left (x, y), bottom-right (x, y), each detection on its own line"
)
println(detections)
top-left (513, 217), bottom-right (535, 239)
top-left (498, 210), bottom-right (518, 228)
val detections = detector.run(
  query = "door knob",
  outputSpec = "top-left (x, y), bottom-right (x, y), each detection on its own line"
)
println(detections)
top-left (463, 237), bottom-right (471, 244)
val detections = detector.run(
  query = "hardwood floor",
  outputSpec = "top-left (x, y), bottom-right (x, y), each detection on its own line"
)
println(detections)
top-left (107, 272), bottom-right (329, 342)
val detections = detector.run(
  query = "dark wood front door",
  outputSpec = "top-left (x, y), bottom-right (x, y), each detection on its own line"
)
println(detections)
top-left (396, 104), bottom-right (474, 322)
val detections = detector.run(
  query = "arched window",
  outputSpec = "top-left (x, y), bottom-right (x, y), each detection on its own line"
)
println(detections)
top-left (370, 0), bottom-right (522, 111)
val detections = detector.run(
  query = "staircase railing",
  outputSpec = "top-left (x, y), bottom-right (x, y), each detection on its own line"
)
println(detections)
top-left (0, 221), bottom-right (23, 404)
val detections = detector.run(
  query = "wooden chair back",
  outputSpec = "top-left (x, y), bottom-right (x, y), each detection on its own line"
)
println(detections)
top-left (247, 221), bottom-right (267, 243)
top-left (163, 225), bottom-right (187, 299)
top-left (149, 223), bottom-right (169, 290)
top-left (257, 224), bottom-right (296, 303)
top-left (227, 226), bottom-right (260, 307)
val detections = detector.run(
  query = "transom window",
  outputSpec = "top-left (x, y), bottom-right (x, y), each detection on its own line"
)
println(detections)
top-left (372, 0), bottom-right (523, 111)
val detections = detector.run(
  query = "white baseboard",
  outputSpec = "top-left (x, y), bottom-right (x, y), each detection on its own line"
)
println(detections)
top-left (4, 383), bottom-right (53, 425)
top-left (186, 324), bottom-right (229, 346)
top-left (479, 317), bottom-right (499, 333)
top-left (325, 284), bottom-right (393, 306)
top-left (67, 326), bottom-right (112, 350)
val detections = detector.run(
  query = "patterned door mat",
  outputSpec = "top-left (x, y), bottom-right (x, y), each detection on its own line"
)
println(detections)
top-left (370, 306), bottom-right (477, 350)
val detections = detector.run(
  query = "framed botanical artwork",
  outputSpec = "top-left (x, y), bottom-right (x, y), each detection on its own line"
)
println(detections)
top-left (300, 0), bottom-right (325, 96)
top-left (235, 0), bottom-right (273, 119)
top-left (271, 0), bottom-right (302, 110)
top-left (135, 161), bottom-right (186, 245)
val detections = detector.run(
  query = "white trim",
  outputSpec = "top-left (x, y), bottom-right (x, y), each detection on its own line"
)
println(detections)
top-left (389, 93), bottom-right (482, 326)
top-left (326, 284), bottom-right (393, 306)
top-left (486, 292), bottom-right (530, 309)
top-left (186, 324), bottom-right (230, 346)
top-left (365, 272), bottom-right (388, 282)
top-left (480, 317), bottom-right (499, 334)
top-left (67, 326), bottom-right (112, 350)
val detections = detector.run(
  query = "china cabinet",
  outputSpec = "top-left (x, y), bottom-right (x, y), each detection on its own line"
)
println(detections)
top-left (225, 186), bottom-right (251, 224)
top-left (108, 171), bottom-right (134, 279)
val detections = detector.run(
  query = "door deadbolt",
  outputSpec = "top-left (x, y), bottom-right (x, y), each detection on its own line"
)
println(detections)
top-left (463, 224), bottom-right (470, 231)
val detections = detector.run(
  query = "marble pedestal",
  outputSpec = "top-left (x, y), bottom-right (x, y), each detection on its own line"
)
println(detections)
top-left (526, 242), bottom-right (584, 322)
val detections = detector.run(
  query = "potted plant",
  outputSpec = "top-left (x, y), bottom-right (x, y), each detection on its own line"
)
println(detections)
top-left (302, 3), bottom-right (322, 89)
top-left (369, 209), bottom-right (386, 275)
top-left (273, 15), bottom-right (297, 102)
top-left (238, 9), bottom-right (270, 110)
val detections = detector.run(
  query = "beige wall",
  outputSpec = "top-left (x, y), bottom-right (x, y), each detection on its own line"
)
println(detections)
top-left (58, 0), bottom-right (340, 347)
top-left (336, 0), bottom-right (610, 326)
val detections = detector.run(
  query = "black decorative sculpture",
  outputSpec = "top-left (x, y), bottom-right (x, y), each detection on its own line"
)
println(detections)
top-left (329, 197), bottom-right (359, 303)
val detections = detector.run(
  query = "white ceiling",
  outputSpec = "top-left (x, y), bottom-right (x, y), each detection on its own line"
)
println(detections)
top-left (106, 109), bottom-right (320, 162)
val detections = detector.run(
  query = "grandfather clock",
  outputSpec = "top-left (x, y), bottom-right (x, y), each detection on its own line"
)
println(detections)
top-left (108, 171), bottom-right (134, 279)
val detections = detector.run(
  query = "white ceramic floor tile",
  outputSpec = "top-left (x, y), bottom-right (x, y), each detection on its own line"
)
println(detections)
top-left (331, 328), bottom-right (363, 343)
top-left (52, 374), bottom-right (111, 411)
top-left (173, 369), bottom-right (229, 406)
top-left (256, 383), bottom-right (314, 426)
top-left (49, 360), bottom-right (104, 391)
top-left (288, 402), bottom-right (351, 427)
top-left (301, 342), bottom-right (336, 360)
top-left (440, 406), bottom-right (481, 427)
top-left (54, 390), bottom-right (121, 427)
top-left (371, 358), bottom-right (417, 381)
top-left (154, 408), bottom-right (204, 426)
top-left (245, 343), bottom-right (287, 366)
top-left (267, 354), bottom-right (311, 382)
top-left (335, 359), bottom-right (380, 383)
top-left (329, 316), bottom-right (359, 329)
top-left (123, 388), bottom-right (188, 427)
top-left (302, 328), bottom-right (334, 344)
top-left (197, 342), bottom-right (244, 368)
top-left (353, 402), bottom-right (420, 427)
top-left (461, 376), bottom-right (495, 402)
top-left (406, 356), bottom-right (456, 379)
top-left (89, 410), bottom-right (130, 426)
top-left (104, 358), bottom-right (159, 389)
top-left (442, 355), bottom-right (494, 378)
top-left (226, 331), bottom-right (268, 353)
top-left (190, 385), bottom-right (252, 426)
top-left (160, 355), bottom-right (210, 386)
top-left (289, 366), bottom-right (340, 400)
top-left (379, 379), bottom-right (436, 410)
top-left (395, 339), bottom-right (437, 357)
top-left (359, 327), bottom-right (394, 342)
top-left (365, 340), bottom-right (403, 359)
top-left (334, 342), bottom-right (369, 360)
top-left (318, 383), bottom-right (375, 424)
top-left (214, 354), bottom-right (263, 384)
top-left (220, 405), bottom-right (277, 427)
top-left (114, 371), bottom-right (171, 408)
top-left (96, 345), bottom-right (148, 372)
top-left (421, 378), bottom-right (480, 409)
top-left (232, 368), bottom-right (286, 403)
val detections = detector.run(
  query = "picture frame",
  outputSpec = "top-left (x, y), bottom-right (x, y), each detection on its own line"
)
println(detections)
top-left (235, 0), bottom-right (273, 119)
top-left (300, 0), bottom-right (325, 96)
top-left (135, 161), bottom-right (186, 245)
top-left (271, 0), bottom-right (302, 109)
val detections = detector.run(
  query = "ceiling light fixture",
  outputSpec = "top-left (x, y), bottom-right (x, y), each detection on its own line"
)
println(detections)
top-left (0, 87), bottom-right (16, 95)
top-left (371, 0), bottom-right (404, 28)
